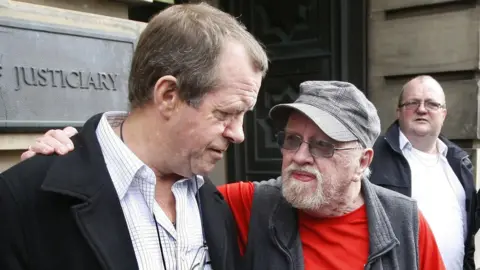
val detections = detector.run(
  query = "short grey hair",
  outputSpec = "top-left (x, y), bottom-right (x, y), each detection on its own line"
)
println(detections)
top-left (128, 3), bottom-right (269, 109)
top-left (362, 167), bottom-right (372, 181)
top-left (341, 143), bottom-right (372, 181)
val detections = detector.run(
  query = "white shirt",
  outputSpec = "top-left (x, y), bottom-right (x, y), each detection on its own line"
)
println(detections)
top-left (96, 111), bottom-right (211, 270)
top-left (399, 130), bottom-right (466, 270)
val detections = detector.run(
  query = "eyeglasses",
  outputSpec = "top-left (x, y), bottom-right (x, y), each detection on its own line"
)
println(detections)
top-left (189, 244), bottom-right (211, 270)
top-left (275, 131), bottom-right (359, 158)
top-left (398, 100), bottom-right (445, 111)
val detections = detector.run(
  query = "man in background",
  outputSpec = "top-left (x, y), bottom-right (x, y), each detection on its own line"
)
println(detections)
top-left (370, 75), bottom-right (476, 269)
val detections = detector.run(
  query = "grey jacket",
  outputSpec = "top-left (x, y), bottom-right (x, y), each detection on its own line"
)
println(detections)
top-left (242, 177), bottom-right (421, 270)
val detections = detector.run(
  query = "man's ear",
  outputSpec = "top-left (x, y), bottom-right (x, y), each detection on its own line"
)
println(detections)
top-left (354, 148), bottom-right (374, 182)
top-left (152, 75), bottom-right (179, 119)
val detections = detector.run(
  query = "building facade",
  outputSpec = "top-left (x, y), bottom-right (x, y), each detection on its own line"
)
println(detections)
top-left (0, 0), bottom-right (478, 195)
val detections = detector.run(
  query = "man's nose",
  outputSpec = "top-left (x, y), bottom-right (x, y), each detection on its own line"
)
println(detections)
top-left (292, 142), bottom-right (314, 165)
top-left (223, 116), bottom-right (245, 144)
top-left (416, 102), bottom-right (428, 114)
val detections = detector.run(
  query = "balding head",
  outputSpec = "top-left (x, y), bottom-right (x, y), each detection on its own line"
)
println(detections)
top-left (397, 75), bottom-right (446, 107)
top-left (396, 75), bottom-right (447, 144)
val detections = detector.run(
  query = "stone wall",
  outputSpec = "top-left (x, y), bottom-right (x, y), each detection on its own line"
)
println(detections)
top-left (369, 0), bottom-right (479, 139)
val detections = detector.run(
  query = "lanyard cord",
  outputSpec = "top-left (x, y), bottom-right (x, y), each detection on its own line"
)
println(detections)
top-left (119, 120), bottom-right (207, 269)
top-left (120, 120), bottom-right (168, 269)
top-left (153, 213), bottom-right (168, 270)
top-left (194, 174), bottom-right (208, 248)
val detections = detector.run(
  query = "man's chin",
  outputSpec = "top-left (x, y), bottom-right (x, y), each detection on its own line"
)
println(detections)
top-left (282, 181), bottom-right (321, 209)
top-left (192, 167), bottom-right (214, 177)
top-left (284, 194), bottom-right (323, 211)
top-left (413, 130), bottom-right (432, 137)
top-left (409, 125), bottom-right (431, 136)
top-left (190, 161), bottom-right (217, 177)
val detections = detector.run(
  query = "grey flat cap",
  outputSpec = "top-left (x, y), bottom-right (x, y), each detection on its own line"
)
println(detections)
top-left (269, 81), bottom-right (381, 148)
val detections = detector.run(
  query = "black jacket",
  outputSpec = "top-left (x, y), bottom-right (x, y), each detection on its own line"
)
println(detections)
top-left (0, 113), bottom-right (240, 270)
top-left (370, 121), bottom-right (476, 270)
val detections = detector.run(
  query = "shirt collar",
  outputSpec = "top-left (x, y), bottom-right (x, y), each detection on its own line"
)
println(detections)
top-left (96, 111), bottom-right (206, 201)
top-left (96, 111), bottom-right (147, 200)
top-left (437, 139), bottom-right (448, 157)
top-left (398, 127), bottom-right (448, 157)
top-left (177, 175), bottom-right (206, 194)
top-left (398, 128), bottom-right (411, 151)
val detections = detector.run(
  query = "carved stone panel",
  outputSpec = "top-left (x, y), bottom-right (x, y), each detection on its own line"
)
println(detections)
top-left (0, 18), bottom-right (135, 131)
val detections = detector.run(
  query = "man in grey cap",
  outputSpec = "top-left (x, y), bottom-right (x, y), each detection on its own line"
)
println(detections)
top-left (21, 81), bottom-right (445, 269)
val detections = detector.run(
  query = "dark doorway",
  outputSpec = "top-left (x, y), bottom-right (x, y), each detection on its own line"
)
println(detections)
top-left (221, 0), bottom-right (368, 182)
top-left (128, 1), bottom-right (178, 23)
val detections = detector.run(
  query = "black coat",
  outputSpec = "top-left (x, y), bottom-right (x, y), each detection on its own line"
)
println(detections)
top-left (0, 113), bottom-right (240, 270)
top-left (370, 121), bottom-right (476, 270)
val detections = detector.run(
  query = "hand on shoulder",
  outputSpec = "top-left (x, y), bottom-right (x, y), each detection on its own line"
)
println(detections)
top-left (20, 127), bottom-right (78, 161)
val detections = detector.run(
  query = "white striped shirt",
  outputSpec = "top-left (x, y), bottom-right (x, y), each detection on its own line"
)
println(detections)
top-left (96, 111), bottom-right (212, 270)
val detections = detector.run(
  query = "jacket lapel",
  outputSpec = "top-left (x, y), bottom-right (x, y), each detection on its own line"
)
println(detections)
top-left (71, 187), bottom-right (138, 270)
top-left (443, 136), bottom-right (475, 239)
top-left (384, 121), bottom-right (402, 154)
top-left (41, 114), bottom-right (138, 270)
top-left (198, 179), bottom-right (234, 270)
top-left (443, 137), bottom-right (473, 203)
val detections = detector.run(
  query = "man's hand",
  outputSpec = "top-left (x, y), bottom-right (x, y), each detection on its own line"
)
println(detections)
top-left (20, 127), bottom-right (78, 161)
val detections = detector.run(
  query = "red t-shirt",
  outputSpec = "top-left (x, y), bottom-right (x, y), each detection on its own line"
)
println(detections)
top-left (218, 181), bottom-right (446, 270)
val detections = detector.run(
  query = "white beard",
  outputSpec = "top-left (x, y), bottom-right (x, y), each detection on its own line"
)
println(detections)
top-left (281, 163), bottom-right (329, 210)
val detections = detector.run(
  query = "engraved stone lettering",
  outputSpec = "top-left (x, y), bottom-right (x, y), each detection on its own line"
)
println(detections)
top-left (22, 67), bottom-right (37, 86)
top-left (56, 70), bottom-right (66, 88)
top-left (99, 72), bottom-right (109, 90)
top-left (87, 72), bottom-right (100, 90)
top-left (14, 66), bottom-right (20, 91)
top-left (79, 71), bottom-right (88, 89)
top-left (108, 73), bottom-right (118, 91)
top-left (13, 66), bottom-right (119, 92)
top-left (0, 20), bottom-right (133, 130)
top-left (37, 68), bottom-right (48, 87)
top-left (65, 71), bottom-right (80, 89)
top-left (48, 69), bottom-right (58, 88)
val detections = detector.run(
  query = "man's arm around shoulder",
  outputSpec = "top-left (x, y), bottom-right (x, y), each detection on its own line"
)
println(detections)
top-left (217, 181), bottom-right (255, 255)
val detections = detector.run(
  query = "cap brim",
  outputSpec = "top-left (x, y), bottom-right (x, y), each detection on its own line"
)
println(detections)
top-left (269, 103), bottom-right (357, 142)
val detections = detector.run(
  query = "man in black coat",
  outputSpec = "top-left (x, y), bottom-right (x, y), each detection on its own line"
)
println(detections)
top-left (0, 3), bottom-right (268, 270)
